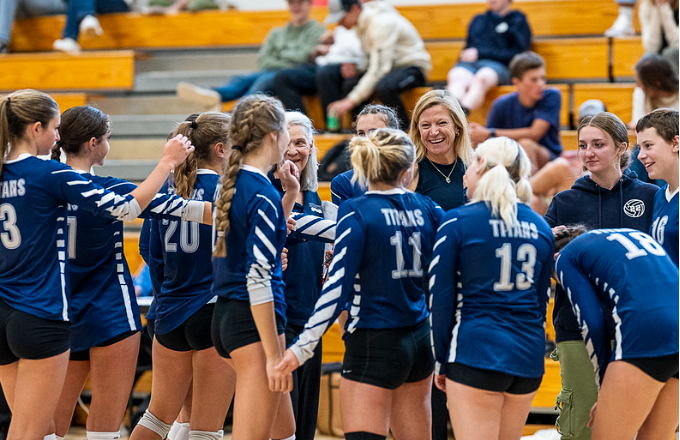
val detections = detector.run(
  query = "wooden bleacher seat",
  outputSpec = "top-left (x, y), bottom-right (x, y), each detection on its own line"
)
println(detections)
top-left (48, 93), bottom-right (90, 111)
top-left (0, 51), bottom-right (135, 91)
top-left (10, 0), bottom-right (638, 53)
top-left (612, 36), bottom-right (645, 80)
top-left (572, 83), bottom-right (634, 125)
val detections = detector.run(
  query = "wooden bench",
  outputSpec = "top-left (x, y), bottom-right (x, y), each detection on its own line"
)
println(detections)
top-left (0, 51), bottom-right (135, 91)
top-left (572, 83), bottom-right (634, 125)
top-left (611, 36), bottom-right (645, 80)
top-left (9, 1), bottom-right (639, 53)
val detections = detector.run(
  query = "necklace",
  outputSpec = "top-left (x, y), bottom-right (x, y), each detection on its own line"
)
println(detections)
top-left (427, 157), bottom-right (457, 184)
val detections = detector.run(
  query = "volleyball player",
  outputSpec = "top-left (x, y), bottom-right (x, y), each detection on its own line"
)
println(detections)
top-left (0, 90), bottom-right (194, 440)
top-left (210, 94), bottom-right (299, 440)
top-left (554, 226), bottom-right (679, 440)
top-left (430, 137), bottom-right (554, 440)
top-left (277, 128), bottom-right (443, 440)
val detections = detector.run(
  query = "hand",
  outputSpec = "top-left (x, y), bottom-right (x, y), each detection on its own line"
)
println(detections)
top-left (319, 29), bottom-right (335, 45)
top-left (313, 44), bottom-right (331, 58)
top-left (324, 248), bottom-right (334, 268)
top-left (468, 122), bottom-right (490, 145)
top-left (281, 247), bottom-right (289, 271)
top-left (161, 134), bottom-right (194, 169)
top-left (286, 217), bottom-right (297, 235)
top-left (434, 374), bottom-right (447, 392)
top-left (267, 356), bottom-right (293, 393)
top-left (327, 98), bottom-right (355, 119)
top-left (279, 160), bottom-right (301, 193)
top-left (459, 47), bottom-right (479, 63)
top-left (340, 63), bottom-right (359, 79)
top-left (551, 225), bottom-right (566, 235)
top-left (587, 402), bottom-right (598, 427)
top-left (275, 349), bottom-right (301, 376)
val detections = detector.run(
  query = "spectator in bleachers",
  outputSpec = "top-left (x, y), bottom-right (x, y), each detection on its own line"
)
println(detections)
top-left (321, 0), bottom-right (431, 127)
top-left (639, 0), bottom-right (678, 65)
top-left (176, 0), bottom-right (325, 110)
top-left (469, 51), bottom-right (561, 173)
top-left (52, 0), bottom-right (130, 53)
top-left (631, 53), bottom-right (679, 127)
top-left (446, 0), bottom-right (531, 114)
top-left (605, 0), bottom-right (637, 36)
top-left (272, 25), bottom-right (366, 130)
top-left (0, 0), bottom-right (65, 53)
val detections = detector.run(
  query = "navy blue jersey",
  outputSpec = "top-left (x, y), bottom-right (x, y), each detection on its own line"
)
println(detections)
top-left (430, 202), bottom-right (554, 378)
top-left (650, 187), bottom-right (679, 266)
top-left (289, 189), bottom-right (443, 365)
top-left (555, 229), bottom-right (679, 384)
top-left (150, 170), bottom-right (221, 335)
top-left (330, 170), bottom-right (367, 205)
top-left (140, 218), bottom-right (158, 321)
top-left (270, 175), bottom-right (326, 326)
top-left (0, 155), bottom-right (146, 321)
top-left (66, 172), bottom-right (208, 350)
top-left (211, 166), bottom-right (288, 321)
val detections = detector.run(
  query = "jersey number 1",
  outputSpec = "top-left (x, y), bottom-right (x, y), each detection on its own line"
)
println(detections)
top-left (390, 231), bottom-right (423, 279)
top-left (494, 243), bottom-right (537, 291)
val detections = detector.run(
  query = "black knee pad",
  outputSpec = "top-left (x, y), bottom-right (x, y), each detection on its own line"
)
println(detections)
top-left (344, 432), bottom-right (386, 440)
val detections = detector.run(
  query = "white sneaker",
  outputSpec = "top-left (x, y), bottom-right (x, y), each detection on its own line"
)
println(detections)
top-left (176, 82), bottom-right (222, 109)
top-left (79, 15), bottom-right (103, 39)
top-left (53, 38), bottom-right (81, 53)
top-left (604, 12), bottom-right (635, 37)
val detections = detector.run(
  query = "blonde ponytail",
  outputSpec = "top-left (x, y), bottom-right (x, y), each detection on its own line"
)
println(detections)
top-left (350, 128), bottom-right (416, 187)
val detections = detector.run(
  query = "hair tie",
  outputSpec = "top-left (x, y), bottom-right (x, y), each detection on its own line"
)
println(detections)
top-left (232, 145), bottom-right (243, 152)
top-left (5, 97), bottom-right (10, 104)
top-left (190, 120), bottom-right (198, 129)
top-left (217, 231), bottom-right (225, 237)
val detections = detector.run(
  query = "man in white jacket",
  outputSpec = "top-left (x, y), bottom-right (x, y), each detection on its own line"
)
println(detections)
top-left (324, 0), bottom-right (431, 126)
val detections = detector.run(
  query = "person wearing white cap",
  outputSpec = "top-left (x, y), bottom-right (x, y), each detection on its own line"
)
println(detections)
top-left (323, 0), bottom-right (431, 127)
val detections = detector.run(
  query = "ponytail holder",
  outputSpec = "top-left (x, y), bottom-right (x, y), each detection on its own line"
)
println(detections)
top-left (217, 231), bottom-right (225, 237)
top-left (190, 120), bottom-right (198, 129)
top-left (231, 145), bottom-right (243, 152)
top-left (5, 97), bottom-right (10, 104)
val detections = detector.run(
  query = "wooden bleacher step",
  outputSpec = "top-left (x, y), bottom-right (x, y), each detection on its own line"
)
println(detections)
top-left (9, 1), bottom-right (639, 53)
top-left (0, 51), bottom-right (135, 91)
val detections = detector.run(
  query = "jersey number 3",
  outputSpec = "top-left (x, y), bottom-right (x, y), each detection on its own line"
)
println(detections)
top-left (0, 204), bottom-right (21, 249)
top-left (494, 243), bottom-right (537, 291)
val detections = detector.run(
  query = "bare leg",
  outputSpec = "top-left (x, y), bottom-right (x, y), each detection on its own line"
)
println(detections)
top-left (529, 157), bottom-right (582, 214)
top-left (129, 339), bottom-right (193, 440)
top-left (390, 375), bottom-right (432, 440)
top-left (87, 333), bottom-right (141, 432)
top-left (53, 360), bottom-right (90, 437)
top-left (0, 352), bottom-right (70, 440)
top-left (460, 67), bottom-right (499, 111)
top-left (230, 337), bottom-right (294, 440)
top-left (445, 379), bottom-right (503, 440)
top-left (446, 67), bottom-right (475, 103)
top-left (518, 138), bottom-right (552, 174)
top-left (637, 378), bottom-right (679, 440)
top-left (339, 378), bottom-right (392, 436)
top-left (591, 361), bottom-right (666, 440)
top-left (189, 347), bottom-right (235, 432)
top-left (498, 391), bottom-right (537, 440)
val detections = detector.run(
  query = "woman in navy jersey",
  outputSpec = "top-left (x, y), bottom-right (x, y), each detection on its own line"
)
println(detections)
top-left (268, 111), bottom-right (325, 440)
top-left (553, 226), bottom-right (679, 440)
top-left (210, 94), bottom-right (299, 440)
top-left (48, 106), bottom-right (212, 440)
top-left (277, 128), bottom-right (443, 440)
top-left (636, 108), bottom-right (679, 265)
top-left (130, 112), bottom-right (237, 440)
top-left (545, 112), bottom-right (658, 440)
top-left (0, 90), bottom-right (194, 440)
top-left (430, 137), bottom-right (554, 440)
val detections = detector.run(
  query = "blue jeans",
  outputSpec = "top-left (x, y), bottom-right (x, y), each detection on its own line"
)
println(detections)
top-left (213, 71), bottom-right (277, 102)
top-left (62, 0), bottom-right (129, 40)
top-left (1, 0), bottom-right (65, 44)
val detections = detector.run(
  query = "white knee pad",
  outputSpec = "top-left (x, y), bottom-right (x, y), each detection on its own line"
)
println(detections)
top-left (44, 434), bottom-right (57, 440)
top-left (55, 436), bottom-right (65, 440)
top-left (188, 429), bottom-right (224, 440)
top-left (271, 436), bottom-right (296, 440)
top-left (86, 432), bottom-right (121, 440)
top-left (137, 409), bottom-right (172, 439)
top-left (168, 422), bottom-right (191, 440)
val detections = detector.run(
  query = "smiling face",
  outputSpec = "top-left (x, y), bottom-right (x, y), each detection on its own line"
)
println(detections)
top-left (577, 126), bottom-right (624, 176)
top-left (285, 124), bottom-right (312, 177)
top-left (637, 127), bottom-right (679, 182)
top-left (417, 104), bottom-right (457, 161)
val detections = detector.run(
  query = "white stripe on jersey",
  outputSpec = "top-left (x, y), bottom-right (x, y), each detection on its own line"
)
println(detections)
top-left (254, 226), bottom-right (277, 257)
top-left (115, 242), bottom-right (137, 331)
top-left (258, 209), bottom-right (276, 232)
top-left (256, 194), bottom-right (279, 219)
top-left (437, 217), bottom-right (458, 232)
top-left (447, 293), bottom-right (464, 364)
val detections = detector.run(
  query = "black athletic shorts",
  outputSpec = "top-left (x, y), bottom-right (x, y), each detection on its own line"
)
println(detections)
top-left (623, 354), bottom-right (679, 383)
top-left (0, 299), bottom-right (70, 365)
top-left (70, 330), bottom-right (140, 361)
top-left (155, 303), bottom-right (215, 352)
top-left (446, 363), bottom-right (542, 395)
top-left (211, 297), bottom-right (285, 359)
top-left (342, 318), bottom-right (434, 390)
top-left (146, 319), bottom-right (155, 339)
